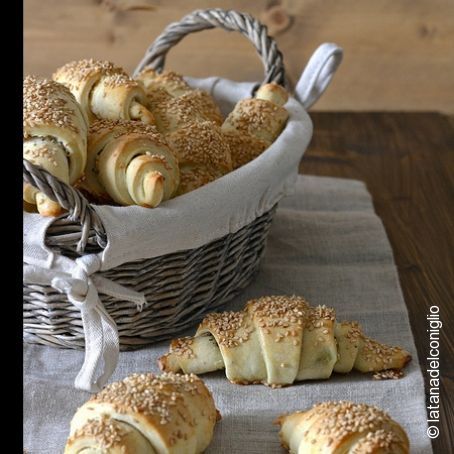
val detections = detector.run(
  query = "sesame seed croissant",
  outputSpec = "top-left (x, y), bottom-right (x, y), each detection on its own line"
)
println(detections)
top-left (79, 119), bottom-right (179, 208)
top-left (53, 59), bottom-right (155, 125)
top-left (158, 296), bottom-right (411, 387)
top-left (65, 372), bottom-right (220, 454)
top-left (135, 69), bottom-right (232, 195)
top-left (166, 121), bottom-right (232, 195)
top-left (135, 68), bottom-right (223, 126)
top-left (275, 401), bottom-right (409, 453)
top-left (222, 83), bottom-right (289, 169)
top-left (136, 69), bottom-right (194, 98)
top-left (23, 76), bottom-right (88, 216)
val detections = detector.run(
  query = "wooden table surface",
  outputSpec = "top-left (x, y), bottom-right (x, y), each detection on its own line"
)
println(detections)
top-left (301, 112), bottom-right (453, 453)
top-left (24, 0), bottom-right (454, 113)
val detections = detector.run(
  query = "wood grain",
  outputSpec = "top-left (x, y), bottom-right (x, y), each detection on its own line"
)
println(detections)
top-left (301, 112), bottom-right (454, 453)
top-left (23, 0), bottom-right (454, 112)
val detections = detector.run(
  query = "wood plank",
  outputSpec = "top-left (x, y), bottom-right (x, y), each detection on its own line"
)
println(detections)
top-left (23, 0), bottom-right (454, 112)
top-left (301, 112), bottom-right (454, 453)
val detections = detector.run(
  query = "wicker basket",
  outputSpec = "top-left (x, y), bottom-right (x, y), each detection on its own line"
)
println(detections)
top-left (23, 9), bottom-right (341, 359)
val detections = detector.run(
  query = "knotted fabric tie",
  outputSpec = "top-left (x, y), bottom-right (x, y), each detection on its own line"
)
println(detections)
top-left (23, 254), bottom-right (146, 393)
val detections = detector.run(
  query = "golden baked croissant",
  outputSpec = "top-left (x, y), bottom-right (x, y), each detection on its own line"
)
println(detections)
top-left (159, 296), bottom-right (411, 387)
top-left (64, 372), bottom-right (220, 454)
top-left (275, 401), bottom-right (410, 453)
top-left (79, 119), bottom-right (179, 207)
top-left (136, 68), bottom-right (223, 126)
top-left (166, 121), bottom-right (232, 195)
top-left (23, 75), bottom-right (88, 216)
top-left (136, 68), bottom-right (193, 98)
top-left (53, 59), bottom-right (155, 125)
top-left (222, 83), bottom-right (289, 169)
top-left (135, 69), bottom-right (231, 195)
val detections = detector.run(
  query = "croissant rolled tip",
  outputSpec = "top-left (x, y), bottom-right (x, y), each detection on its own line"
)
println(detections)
top-left (37, 206), bottom-right (64, 217)
top-left (157, 353), bottom-right (185, 373)
top-left (255, 82), bottom-right (289, 106)
top-left (140, 110), bottom-right (156, 126)
top-left (129, 100), bottom-right (156, 126)
top-left (215, 409), bottom-right (222, 422)
top-left (157, 354), bottom-right (170, 372)
top-left (138, 172), bottom-right (165, 208)
top-left (45, 210), bottom-right (64, 217)
top-left (136, 66), bottom-right (158, 78)
top-left (272, 415), bottom-right (285, 426)
top-left (36, 196), bottom-right (65, 217)
top-left (403, 352), bottom-right (412, 366)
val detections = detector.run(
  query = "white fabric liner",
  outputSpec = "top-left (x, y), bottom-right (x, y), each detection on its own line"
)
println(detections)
top-left (93, 77), bottom-right (312, 270)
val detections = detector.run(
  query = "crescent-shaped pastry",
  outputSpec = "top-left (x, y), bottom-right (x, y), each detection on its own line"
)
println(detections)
top-left (222, 83), bottom-right (289, 169)
top-left (136, 69), bottom-right (230, 194)
top-left (275, 401), bottom-right (410, 453)
top-left (159, 296), bottom-right (411, 387)
top-left (165, 121), bottom-right (232, 195)
top-left (80, 119), bottom-right (179, 208)
top-left (23, 75), bottom-right (88, 216)
top-left (53, 59), bottom-right (155, 125)
top-left (136, 68), bottom-right (223, 127)
top-left (65, 372), bottom-right (220, 454)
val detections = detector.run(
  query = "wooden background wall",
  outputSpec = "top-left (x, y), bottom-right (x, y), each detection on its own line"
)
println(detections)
top-left (24, 0), bottom-right (454, 113)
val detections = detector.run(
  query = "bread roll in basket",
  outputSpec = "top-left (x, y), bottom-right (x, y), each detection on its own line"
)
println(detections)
top-left (23, 8), bottom-right (342, 392)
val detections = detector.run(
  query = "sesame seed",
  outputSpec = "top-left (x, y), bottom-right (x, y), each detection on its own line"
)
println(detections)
top-left (136, 69), bottom-right (193, 97)
top-left (169, 337), bottom-right (195, 359)
top-left (373, 369), bottom-right (405, 380)
top-left (222, 94), bottom-right (288, 169)
top-left (286, 401), bottom-right (406, 450)
top-left (166, 121), bottom-right (232, 195)
top-left (23, 75), bottom-right (84, 138)
top-left (67, 415), bottom-right (125, 449)
top-left (89, 372), bottom-right (204, 426)
top-left (53, 59), bottom-right (125, 86)
top-left (200, 311), bottom-right (249, 348)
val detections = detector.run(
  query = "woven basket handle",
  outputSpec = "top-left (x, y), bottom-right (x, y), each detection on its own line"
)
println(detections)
top-left (133, 8), bottom-right (286, 87)
top-left (23, 159), bottom-right (107, 252)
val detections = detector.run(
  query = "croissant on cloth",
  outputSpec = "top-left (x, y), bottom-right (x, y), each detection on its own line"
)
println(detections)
top-left (135, 68), bottom-right (223, 127)
top-left (65, 372), bottom-right (220, 454)
top-left (79, 119), bottom-right (179, 208)
top-left (53, 59), bottom-right (155, 125)
top-left (275, 401), bottom-right (410, 454)
top-left (159, 295), bottom-right (411, 387)
top-left (23, 75), bottom-right (88, 216)
top-left (222, 82), bottom-right (289, 169)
